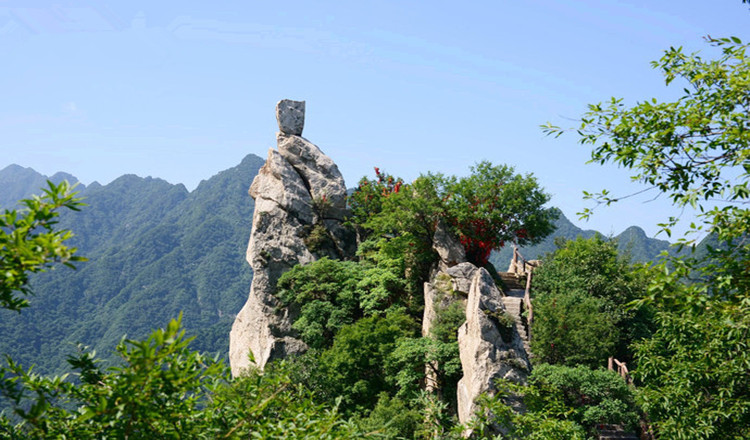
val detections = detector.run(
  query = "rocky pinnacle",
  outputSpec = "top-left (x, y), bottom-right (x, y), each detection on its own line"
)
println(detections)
top-left (229, 100), bottom-right (354, 375)
top-left (276, 99), bottom-right (305, 135)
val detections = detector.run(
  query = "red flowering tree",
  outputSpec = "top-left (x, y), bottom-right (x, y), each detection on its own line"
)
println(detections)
top-left (349, 162), bottom-right (556, 268)
top-left (442, 161), bottom-right (557, 265)
top-left (348, 167), bottom-right (405, 235)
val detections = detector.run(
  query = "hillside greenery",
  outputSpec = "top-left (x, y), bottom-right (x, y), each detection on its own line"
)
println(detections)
top-left (0, 155), bottom-right (263, 376)
top-left (4, 30), bottom-right (750, 437)
top-left (1, 162), bottom-right (559, 439)
top-left (530, 236), bottom-right (655, 367)
top-left (0, 157), bottom-right (672, 379)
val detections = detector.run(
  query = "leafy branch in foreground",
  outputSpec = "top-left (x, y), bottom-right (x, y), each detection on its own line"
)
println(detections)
top-left (1, 315), bottom-right (376, 439)
top-left (0, 180), bottom-right (86, 311)
top-left (543, 37), bottom-right (750, 239)
top-left (544, 35), bottom-right (750, 439)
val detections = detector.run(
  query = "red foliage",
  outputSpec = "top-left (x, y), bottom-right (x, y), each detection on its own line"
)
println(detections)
top-left (449, 196), bottom-right (505, 266)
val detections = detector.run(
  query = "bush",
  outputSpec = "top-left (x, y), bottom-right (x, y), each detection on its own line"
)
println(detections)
top-left (276, 258), bottom-right (365, 349)
top-left (316, 311), bottom-right (420, 412)
top-left (531, 289), bottom-right (617, 367)
top-left (525, 364), bottom-right (640, 433)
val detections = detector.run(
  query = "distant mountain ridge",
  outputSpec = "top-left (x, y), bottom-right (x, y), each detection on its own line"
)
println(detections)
top-left (489, 208), bottom-right (673, 268)
top-left (0, 155), bottom-right (263, 374)
top-left (0, 157), bottom-right (675, 375)
top-left (0, 164), bottom-right (84, 209)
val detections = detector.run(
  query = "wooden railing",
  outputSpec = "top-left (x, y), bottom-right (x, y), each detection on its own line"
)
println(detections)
top-left (512, 246), bottom-right (538, 275)
top-left (524, 270), bottom-right (533, 329)
top-left (608, 357), bottom-right (633, 385)
top-left (607, 357), bottom-right (652, 437)
top-left (512, 246), bottom-right (536, 339)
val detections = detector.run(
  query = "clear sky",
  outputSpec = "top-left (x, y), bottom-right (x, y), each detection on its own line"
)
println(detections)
top-left (1, 1), bottom-right (747, 240)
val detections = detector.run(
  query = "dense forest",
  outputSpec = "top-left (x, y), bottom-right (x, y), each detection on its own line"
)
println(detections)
top-left (1, 32), bottom-right (749, 440)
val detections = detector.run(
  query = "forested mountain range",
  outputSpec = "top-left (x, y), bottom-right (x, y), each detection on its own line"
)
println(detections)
top-left (0, 156), bottom-right (673, 374)
top-left (0, 155), bottom-right (261, 374)
top-left (489, 208), bottom-right (673, 268)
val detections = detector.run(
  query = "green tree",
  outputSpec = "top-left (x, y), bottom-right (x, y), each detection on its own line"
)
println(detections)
top-left (276, 257), bottom-right (366, 350)
top-left (531, 289), bottom-right (618, 367)
top-left (531, 236), bottom-right (653, 366)
top-left (470, 365), bottom-right (639, 439)
top-left (314, 311), bottom-right (420, 412)
top-left (544, 36), bottom-right (750, 439)
top-left (350, 162), bottom-right (556, 270)
top-left (442, 161), bottom-right (557, 265)
top-left (0, 180), bottom-right (84, 311)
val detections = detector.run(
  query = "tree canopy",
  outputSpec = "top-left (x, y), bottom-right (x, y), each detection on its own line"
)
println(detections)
top-left (531, 236), bottom-right (653, 367)
top-left (544, 36), bottom-right (750, 439)
top-left (350, 161), bottom-right (557, 267)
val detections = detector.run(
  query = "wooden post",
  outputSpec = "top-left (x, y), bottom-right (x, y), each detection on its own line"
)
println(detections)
top-left (608, 357), bottom-right (614, 371)
top-left (524, 271), bottom-right (533, 329)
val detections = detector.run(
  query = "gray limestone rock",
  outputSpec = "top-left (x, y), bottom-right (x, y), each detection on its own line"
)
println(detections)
top-left (456, 267), bottom-right (530, 430)
top-left (230, 149), bottom-right (315, 375)
top-left (276, 99), bottom-right (305, 135)
top-left (445, 262), bottom-right (479, 296)
top-left (277, 133), bottom-right (348, 219)
top-left (229, 100), bottom-right (354, 376)
top-left (422, 271), bottom-right (467, 393)
top-left (433, 220), bottom-right (466, 269)
top-left (277, 133), bottom-right (355, 257)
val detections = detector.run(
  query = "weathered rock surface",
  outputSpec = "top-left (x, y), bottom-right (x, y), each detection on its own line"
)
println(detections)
top-left (456, 267), bottom-right (530, 429)
top-left (423, 223), bottom-right (530, 426)
top-left (277, 133), bottom-right (349, 223)
top-left (433, 220), bottom-right (466, 270)
top-left (276, 99), bottom-right (305, 135)
top-left (230, 100), bottom-right (353, 375)
top-left (423, 225), bottom-right (471, 391)
top-left (445, 262), bottom-right (479, 296)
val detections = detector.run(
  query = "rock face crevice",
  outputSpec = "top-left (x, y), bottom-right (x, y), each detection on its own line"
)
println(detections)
top-left (229, 100), bottom-right (354, 375)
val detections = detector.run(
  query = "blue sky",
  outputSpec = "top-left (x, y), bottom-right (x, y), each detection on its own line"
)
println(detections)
top-left (1, 1), bottom-right (748, 239)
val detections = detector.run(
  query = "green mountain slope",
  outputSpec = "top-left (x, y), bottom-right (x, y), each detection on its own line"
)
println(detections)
top-left (0, 164), bottom-right (83, 208)
top-left (0, 155), bottom-right (263, 374)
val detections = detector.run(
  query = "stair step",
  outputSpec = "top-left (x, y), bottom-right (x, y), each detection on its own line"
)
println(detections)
top-left (596, 425), bottom-right (639, 440)
top-left (498, 272), bottom-right (525, 290)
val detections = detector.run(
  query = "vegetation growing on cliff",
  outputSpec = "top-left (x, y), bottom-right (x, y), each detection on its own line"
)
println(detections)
top-left (1, 160), bottom-right (557, 438)
top-left (350, 162), bottom-right (557, 268)
top-left (531, 236), bottom-right (654, 367)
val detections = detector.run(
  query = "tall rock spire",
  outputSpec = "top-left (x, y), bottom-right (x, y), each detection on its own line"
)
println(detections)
top-left (229, 100), bottom-right (354, 375)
